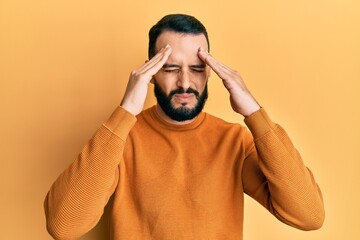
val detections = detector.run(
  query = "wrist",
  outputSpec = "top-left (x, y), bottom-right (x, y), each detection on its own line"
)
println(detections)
top-left (120, 99), bottom-right (138, 116)
top-left (231, 94), bottom-right (261, 117)
top-left (242, 104), bottom-right (261, 117)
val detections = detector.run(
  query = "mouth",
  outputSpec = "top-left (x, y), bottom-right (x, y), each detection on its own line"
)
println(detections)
top-left (173, 93), bottom-right (195, 105)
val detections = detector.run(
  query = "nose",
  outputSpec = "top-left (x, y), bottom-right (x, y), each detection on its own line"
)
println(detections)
top-left (177, 70), bottom-right (191, 90)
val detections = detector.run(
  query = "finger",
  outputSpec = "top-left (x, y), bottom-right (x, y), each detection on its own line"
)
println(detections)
top-left (198, 47), bottom-right (233, 79)
top-left (133, 45), bottom-right (167, 74)
top-left (143, 46), bottom-right (172, 76)
top-left (138, 45), bottom-right (171, 73)
top-left (198, 47), bottom-right (221, 69)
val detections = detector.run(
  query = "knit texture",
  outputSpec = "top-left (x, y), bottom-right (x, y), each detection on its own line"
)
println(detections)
top-left (44, 106), bottom-right (324, 240)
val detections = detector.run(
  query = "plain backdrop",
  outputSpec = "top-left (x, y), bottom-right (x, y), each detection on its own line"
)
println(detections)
top-left (1, 0), bottom-right (359, 239)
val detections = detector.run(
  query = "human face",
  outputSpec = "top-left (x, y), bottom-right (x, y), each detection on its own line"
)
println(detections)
top-left (152, 31), bottom-right (210, 121)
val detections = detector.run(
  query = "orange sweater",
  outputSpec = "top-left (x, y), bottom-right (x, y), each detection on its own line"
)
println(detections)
top-left (44, 106), bottom-right (324, 240)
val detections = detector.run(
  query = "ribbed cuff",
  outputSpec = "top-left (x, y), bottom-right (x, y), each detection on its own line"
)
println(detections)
top-left (244, 108), bottom-right (277, 139)
top-left (103, 106), bottom-right (137, 140)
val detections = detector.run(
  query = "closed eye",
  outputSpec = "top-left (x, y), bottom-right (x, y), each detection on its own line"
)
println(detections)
top-left (190, 64), bottom-right (206, 73)
top-left (191, 68), bottom-right (205, 73)
top-left (162, 68), bottom-right (180, 73)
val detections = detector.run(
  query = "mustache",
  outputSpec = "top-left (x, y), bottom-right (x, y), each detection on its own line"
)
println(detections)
top-left (169, 88), bottom-right (200, 98)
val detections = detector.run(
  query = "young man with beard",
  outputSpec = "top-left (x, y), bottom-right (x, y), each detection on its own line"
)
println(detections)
top-left (44, 14), bottom-right (325, 239)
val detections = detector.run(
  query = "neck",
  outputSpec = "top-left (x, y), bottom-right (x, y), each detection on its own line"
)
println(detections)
top-left (155, 104), bottom-right (196, 125)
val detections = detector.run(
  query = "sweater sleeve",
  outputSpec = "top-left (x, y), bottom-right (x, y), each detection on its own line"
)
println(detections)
top-left (44, 107), bottom-right (137, 240)
top-left (241, 108), bottom-right (325, 230)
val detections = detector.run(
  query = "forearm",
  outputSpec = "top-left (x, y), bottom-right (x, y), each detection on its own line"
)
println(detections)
top-left (244, 108), bottom-right (325, 230)
top-left (44, 107), bottom-right (136, 239)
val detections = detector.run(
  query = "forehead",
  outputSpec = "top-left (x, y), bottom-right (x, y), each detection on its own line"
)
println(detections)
top-left (155, 31), bottom-right (209, 63)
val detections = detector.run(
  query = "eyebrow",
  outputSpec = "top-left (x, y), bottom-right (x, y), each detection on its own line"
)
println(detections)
top-left (162, 64), bottom-right (206, 69)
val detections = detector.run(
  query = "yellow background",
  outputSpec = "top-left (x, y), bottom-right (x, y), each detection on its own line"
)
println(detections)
top-left (1, 0), bottom-right (359, 239)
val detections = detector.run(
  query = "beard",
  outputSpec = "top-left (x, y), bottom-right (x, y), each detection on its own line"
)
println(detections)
top-left (154, 82), bottom-right (208, 122)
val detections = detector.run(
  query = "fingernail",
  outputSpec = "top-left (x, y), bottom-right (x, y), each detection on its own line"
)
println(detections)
top-left (165, 44), bottom-right (170, 48)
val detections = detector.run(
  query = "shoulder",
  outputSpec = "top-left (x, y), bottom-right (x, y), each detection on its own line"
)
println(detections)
top-left (203, 112), bottom-right (244, 128)
top-left (202, 112), bottom-right (249, 136)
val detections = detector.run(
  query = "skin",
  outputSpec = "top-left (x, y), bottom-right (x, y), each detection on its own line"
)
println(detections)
top-left (120, 31), bottom-right (260, 124)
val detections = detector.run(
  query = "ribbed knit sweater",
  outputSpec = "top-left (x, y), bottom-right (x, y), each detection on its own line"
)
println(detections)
top-left (44, 106), bottom-right (324, 240)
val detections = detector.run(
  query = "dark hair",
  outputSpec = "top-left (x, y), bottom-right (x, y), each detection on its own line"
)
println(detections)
top-left (148, 14), bottom-right (210, 58)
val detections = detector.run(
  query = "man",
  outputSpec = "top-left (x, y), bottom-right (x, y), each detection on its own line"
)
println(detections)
top-left (44, 14), bottom-right (325, 239)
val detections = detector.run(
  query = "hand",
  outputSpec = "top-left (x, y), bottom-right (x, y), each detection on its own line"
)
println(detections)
top-left (120, 45), bottom-right (172, 115)
top-left (198, 47), bottom-right (260, 117)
